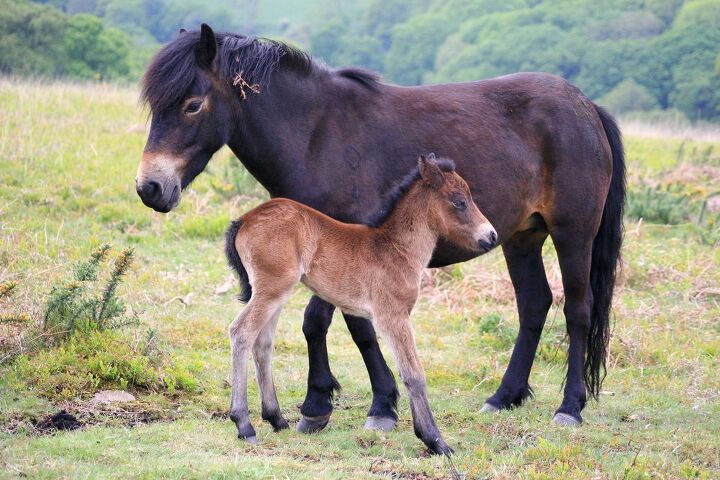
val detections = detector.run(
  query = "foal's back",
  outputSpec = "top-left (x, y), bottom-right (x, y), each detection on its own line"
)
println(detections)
top-left (234, 198), bottom-right (380, 315)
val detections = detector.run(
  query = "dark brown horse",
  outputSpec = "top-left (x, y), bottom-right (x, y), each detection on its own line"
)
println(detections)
top-left (136, 25), bottom-right (625, 434)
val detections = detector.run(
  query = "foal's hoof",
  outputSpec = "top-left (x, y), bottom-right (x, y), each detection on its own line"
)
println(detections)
top-left (480, 402), bottom-right (500, 414)
top-left (296, 413), bottom-right (331, 434)
top-left (364, 415), bottom-right (396, 432)
top-left (239, 434), bottom-right (257, 444)
top-left (552, 412), bottom-right (582, 426)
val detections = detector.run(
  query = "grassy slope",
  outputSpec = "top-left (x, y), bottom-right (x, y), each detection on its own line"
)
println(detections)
top-left (0, 80), bottom-right (718, 479)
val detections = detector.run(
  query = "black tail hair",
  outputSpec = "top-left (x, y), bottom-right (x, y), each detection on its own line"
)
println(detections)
top-left (587, 105), bottom-right (626, 399)
top-left (225, 219), bottom-right (252, 303)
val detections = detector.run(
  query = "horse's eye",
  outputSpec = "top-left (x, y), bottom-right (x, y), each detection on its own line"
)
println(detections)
top-left (452, 199), bottom-right (467, 210)
top-left (184, 100), bottom-right (203, 115)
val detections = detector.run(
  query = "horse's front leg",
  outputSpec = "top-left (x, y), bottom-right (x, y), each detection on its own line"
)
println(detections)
top-left (374, 312), bottom-right (452, 455)
top-left (343, 313), bottom-right (399, 431)
top-left (298, 296), bottom-right (340, 433)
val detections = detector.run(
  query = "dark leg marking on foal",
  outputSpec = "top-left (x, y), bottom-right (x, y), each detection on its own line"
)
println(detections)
top-left (484, 230), bottom-right (551, 413)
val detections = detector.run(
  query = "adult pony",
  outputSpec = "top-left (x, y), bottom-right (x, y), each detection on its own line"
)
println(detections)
top-left (136, 24), bottom-right (625, 430)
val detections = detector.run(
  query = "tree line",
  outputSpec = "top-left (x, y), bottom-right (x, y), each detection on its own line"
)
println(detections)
top-left (2, 0), bottom-right (719, 121)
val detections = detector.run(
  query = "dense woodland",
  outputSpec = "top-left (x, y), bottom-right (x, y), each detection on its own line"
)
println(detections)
top-left (2, 0), bottom-right (719, 121)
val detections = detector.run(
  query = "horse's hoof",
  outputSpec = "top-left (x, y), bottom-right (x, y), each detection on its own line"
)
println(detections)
top-left (552, 412), bottom-right (581, 426)
top-left (364, 415), bottom-right (396, 432)
top-left (240, 435), bottom-right (257, 444)
top-left (296, 413), bottom-right (331, 434)
top-left (272, 417), bottom-right (290, 432)
top-left (480, 402), bottom-right (500, 413)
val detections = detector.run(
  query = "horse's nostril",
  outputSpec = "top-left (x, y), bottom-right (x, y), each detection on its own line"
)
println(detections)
top-left (147, 180), bottom-right (162, 197)
top-left (490, 230), bottom-right (498, 245)
top-left (137, 180), bottom-right (163, 203)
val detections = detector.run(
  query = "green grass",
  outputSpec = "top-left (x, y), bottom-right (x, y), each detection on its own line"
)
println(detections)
top-left (1, 78), bottom-right (719, 478)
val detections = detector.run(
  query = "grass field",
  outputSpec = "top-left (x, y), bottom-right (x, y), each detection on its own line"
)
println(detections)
top-left (1, 79), bottom-right (719, 479)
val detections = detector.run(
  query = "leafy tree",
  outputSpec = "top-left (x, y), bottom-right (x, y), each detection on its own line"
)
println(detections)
top-left (62, 13), bottom-right (131, 79)
top-left (0, 0), bottom-right (66, 76)
top-left (598, 79), bottom-right (660, 114)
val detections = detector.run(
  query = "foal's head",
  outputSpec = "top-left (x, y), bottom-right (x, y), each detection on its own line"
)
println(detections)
top-left (417, 154), bottom-right (497, 253)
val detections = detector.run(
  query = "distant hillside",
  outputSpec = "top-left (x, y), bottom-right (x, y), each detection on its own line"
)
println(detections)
top-left (3, 0), bottom-right (719, 122)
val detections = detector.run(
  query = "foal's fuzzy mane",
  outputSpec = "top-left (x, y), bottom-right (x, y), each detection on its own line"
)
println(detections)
top-left (141, 30), bottom-right (380, 113)
top-left (367, 157), bottom-right (456, 228)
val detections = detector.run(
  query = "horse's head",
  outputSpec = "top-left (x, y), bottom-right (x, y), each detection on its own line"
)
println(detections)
top-left (419, 154), bottom-right (497, 254)
top-left (137, 24), bottom-right (236, 212)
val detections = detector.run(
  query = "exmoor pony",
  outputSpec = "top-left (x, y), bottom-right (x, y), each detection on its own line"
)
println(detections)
top-left (224, 155), bottom-right (496, 454)
top-left (138, 24), bottom-right (625, 431)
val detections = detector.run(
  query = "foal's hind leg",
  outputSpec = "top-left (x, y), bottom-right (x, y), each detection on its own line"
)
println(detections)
top-left (483, 229), bottom-right (552, 412)
top-left (253, 307), bottom-right (289, 432)
top-left (229, 290), bottom-right (291, 442)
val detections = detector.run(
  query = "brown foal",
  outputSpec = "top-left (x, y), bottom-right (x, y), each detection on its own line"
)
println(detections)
top-left (224, 154), bottom-right (497, 455)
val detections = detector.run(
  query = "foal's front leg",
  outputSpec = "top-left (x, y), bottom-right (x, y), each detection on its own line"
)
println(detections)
top-left (374, 312), bottom-right (452, 455)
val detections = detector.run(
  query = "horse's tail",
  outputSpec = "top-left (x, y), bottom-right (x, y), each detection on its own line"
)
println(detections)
top-left (225, 219), bottom-right (252, 303)
top-left (586, 104), bottom-right (626, 400)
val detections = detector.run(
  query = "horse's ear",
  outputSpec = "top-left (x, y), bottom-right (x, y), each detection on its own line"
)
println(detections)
top-left (418, 154), bottom-right (444, 188)
top-left (195, 23), bottom-right (217, 71)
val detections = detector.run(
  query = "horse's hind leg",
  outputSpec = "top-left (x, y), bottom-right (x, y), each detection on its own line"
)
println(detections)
top-left (549, 229), bottom-right (594, 425)
top-left (253, 305), bottom-right (288, 432)
top-left (483, 229), bottom-right (552, 412)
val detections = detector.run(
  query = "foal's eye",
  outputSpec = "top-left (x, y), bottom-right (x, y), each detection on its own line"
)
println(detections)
top-left (451, 199), bottom-right (467, 210)
top-left (184, 100), bottom-right (203, 115)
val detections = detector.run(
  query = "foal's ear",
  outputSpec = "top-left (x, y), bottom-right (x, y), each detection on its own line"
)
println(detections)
top-left (195, 23), bottom-right (217, 71)
top-left (418, 155), bottom-right (444, 189)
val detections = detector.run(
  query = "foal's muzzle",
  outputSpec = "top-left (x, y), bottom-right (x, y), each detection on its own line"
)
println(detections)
top-left (477, 228), bottom-right (498, 253)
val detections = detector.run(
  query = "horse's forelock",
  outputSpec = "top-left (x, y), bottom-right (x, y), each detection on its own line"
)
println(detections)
top-left (141, 32), bottom-right (202, 113)
top-left (141, 31), bottom-right (314, 114)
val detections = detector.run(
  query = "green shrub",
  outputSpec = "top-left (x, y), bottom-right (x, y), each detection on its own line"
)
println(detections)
top-left (43, 243), bottom-right (136, 344)
top-left (11, 329), bottom-right (200, 400)
top-left (626, 182), bottom-right (700, 225)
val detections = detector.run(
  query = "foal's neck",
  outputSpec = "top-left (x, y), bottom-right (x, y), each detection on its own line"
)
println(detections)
top-left (377, 185), bottom-right (438, 270)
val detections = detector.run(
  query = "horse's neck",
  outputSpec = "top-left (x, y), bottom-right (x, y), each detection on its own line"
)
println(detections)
top-left (378, 186), bottom-right (438, 270)
top-left (227, 69), bottom-right (336, 196)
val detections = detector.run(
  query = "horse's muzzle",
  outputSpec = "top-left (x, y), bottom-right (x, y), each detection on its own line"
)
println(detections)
top-left (136, 179), bottom-right (180, 213)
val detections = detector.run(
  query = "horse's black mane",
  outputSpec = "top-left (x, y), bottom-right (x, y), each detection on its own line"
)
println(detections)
top-left (367, 157), bottom-right (456, 228)
top-left (141, 30), bottom-right (380, 113)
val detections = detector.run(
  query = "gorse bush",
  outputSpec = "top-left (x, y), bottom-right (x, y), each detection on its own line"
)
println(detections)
top-left (43, 243), bottom-right (136, 344)
top-left (3, 244), bottom-right (201, 399)
top-left (626, 182), bottom-right (701, 225)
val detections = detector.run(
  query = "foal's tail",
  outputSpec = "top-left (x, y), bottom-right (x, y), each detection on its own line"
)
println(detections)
top-left (225, 219), bottom-right (252, 303)
top-left (587, 105), bottom-right (626, 400)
